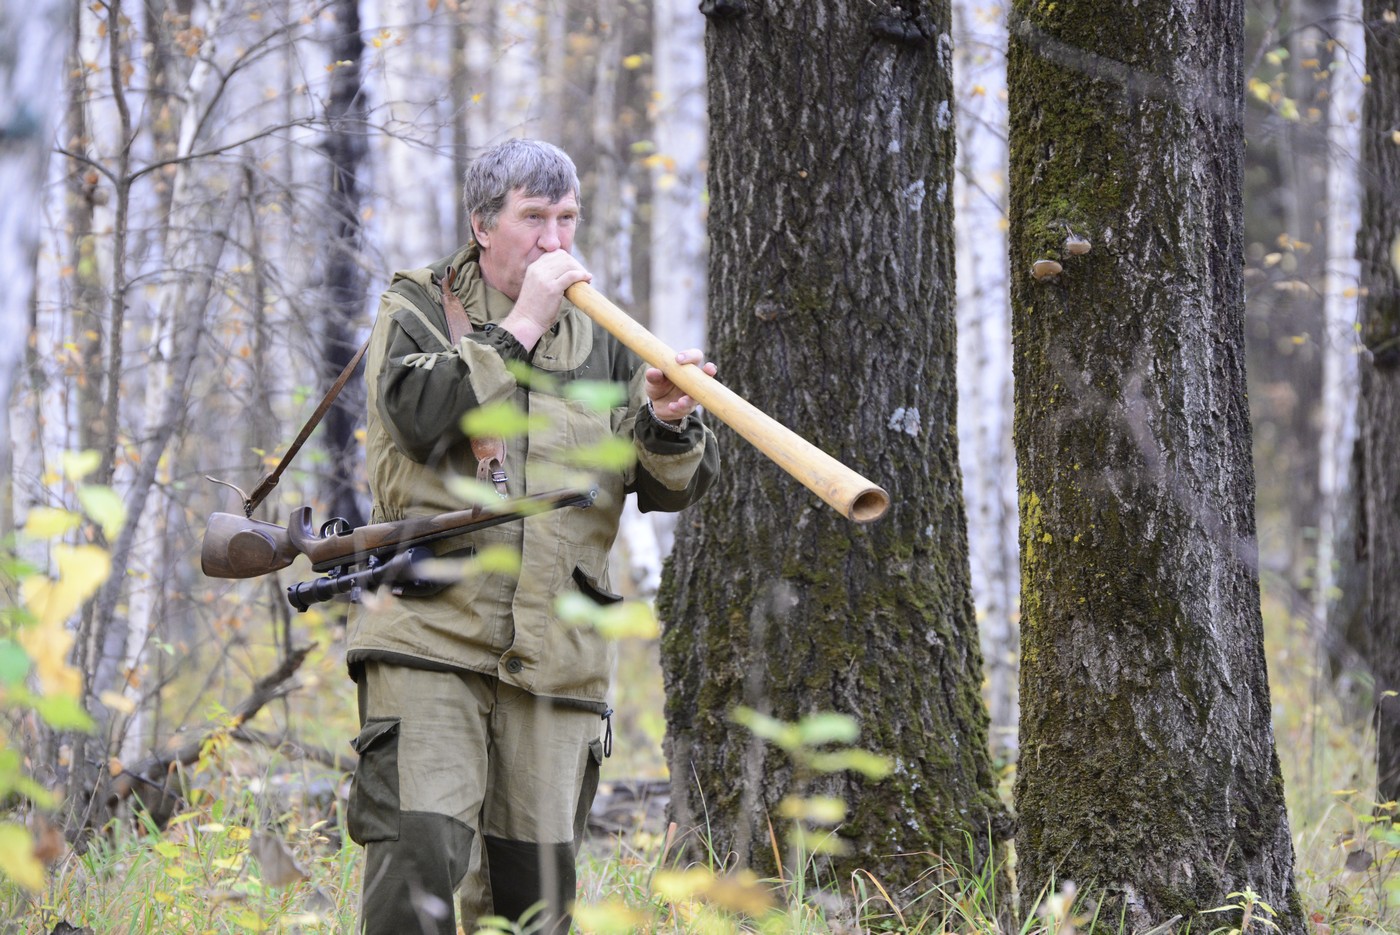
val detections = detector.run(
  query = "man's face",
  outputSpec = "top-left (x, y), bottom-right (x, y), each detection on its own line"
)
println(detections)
top-left (475, 189), bottom-right (580, 301)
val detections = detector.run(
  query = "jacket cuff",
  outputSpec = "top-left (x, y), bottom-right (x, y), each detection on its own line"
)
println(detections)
top-left (472, 324), bottom-right (533, 365)
top-left (459, 327), bottom-right (528, 403)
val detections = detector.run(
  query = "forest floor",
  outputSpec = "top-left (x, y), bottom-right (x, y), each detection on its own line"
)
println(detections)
top-left (3, 593), bottom-right (1397, 934)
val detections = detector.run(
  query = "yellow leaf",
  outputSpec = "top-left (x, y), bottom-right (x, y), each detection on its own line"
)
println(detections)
top-left (20, 544), bottom-right (111, 628)
top-left (99, 691), bottom-right (137, 715)
top-left (571, 900), bottom-right (649, 934)
top-left (62, 449), bottom-right (102, 482)
top-left (0, 824), bottom-right (46, 891)
top-left (622, 54), bottom-right (644, 69)
top-left (22, 507), bottom-right (82, 540)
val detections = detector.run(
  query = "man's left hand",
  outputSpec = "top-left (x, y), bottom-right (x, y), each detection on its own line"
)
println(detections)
top-left (646, 349), bottom-right (716, 424)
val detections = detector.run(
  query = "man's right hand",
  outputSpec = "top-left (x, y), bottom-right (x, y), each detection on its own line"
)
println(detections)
top-left (501, 251), bottom-right (592, 351)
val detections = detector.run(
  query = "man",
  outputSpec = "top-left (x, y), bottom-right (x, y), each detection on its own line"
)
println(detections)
top-left (346, 139), bottom-right (719, 934)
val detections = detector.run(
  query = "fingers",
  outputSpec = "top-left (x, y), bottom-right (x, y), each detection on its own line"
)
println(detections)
top-left (674, 348), bottom-right (716, 373)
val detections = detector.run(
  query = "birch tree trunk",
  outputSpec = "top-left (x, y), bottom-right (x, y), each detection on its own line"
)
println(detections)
top-left (109, 0), bottom-right (236, 761)
top-left (0, 0), bottom-right (70, 474)
top-left (660, 0), bottom-right (1005, 893)
top-left (1009, 0), bottom-right (1304, 927)
top-left (1319, 0), bottom-right (1366, 688)
top-left (1357, 0), bottom-right (1400, 806)
top-left (619, 0), bottom-right (710, 588)
top-left (952, 0), bottom-right (1017, 758)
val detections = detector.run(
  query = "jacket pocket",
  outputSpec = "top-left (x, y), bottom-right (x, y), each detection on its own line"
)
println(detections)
top-left (347, 717), bottom-right (402, 844)
top-left (572, 565), bottom-right (622, 605)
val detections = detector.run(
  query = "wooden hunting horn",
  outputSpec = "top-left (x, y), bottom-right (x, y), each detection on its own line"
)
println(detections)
top-left (565, 283), bottom-right (891, 523)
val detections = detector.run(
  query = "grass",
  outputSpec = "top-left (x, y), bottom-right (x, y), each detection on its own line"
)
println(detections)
top-left (2, 596), bottom-right (1398, 934)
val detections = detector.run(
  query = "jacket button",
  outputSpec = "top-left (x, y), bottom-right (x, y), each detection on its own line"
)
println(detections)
top-left (505, 658), bottom-right (524, 674)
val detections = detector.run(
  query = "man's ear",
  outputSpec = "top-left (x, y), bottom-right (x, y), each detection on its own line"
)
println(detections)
top-left (472, 217), bottom-right (489, 247)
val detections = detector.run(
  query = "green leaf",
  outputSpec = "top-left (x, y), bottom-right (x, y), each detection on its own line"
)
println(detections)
top-left (732, 706), bottom-right (800, 751)
top-left (554, 594), bottom-right (656, 639)
top-left (0, 640), bottom-right (31, 686)
top-left (461, 401), bottom-right (548, 440)
top-left (808, 748), bottom-right (893, 779)
top-left (776, 795), bottom-right (847, 824)
top-left (31, 693), bottom-right (95, 731)
top-left (506, 361), bottom-right (559, 394)
top-left (472, 545), bottom-right (524, 576)
top-left (795, 712), bottom-right (859, 747)
top-left (77, 485), bottom-right (127, 540)
top-left (445, 477), bottom-right (509, 507)
top-left (563, 380), bottom-right (627, 411)
top-left (12, 776), bottom-right (55, 810)
top-left (562, 438), bottom-right (636, 471)
top-left (786, 825), bottom-right (849, 856)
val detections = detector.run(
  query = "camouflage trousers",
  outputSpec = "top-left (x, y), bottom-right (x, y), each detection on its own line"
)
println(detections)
top-left (348, 662), bottom-right (605, 935)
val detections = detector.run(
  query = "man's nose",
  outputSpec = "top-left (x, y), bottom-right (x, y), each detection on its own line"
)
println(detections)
top-left (538, 222), bottom-right (562, 251)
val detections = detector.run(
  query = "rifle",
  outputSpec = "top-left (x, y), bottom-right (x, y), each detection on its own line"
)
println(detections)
top-left (202, 487), bottom-right (597, 609)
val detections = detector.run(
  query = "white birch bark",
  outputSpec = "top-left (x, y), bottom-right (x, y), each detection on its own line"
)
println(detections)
top-left (1316, 0), bottom-right (1364, 633)
top-left (0, 0), bottom-right (69, 478)
top-left (491, 0), bottom-right (544, 135)
top-left (952, 0), bottom-right (1018, 754)
top-left (650, 0), bottom-right (708, 354)
top-left (616, 0), bottom-right (709, 591)
top-left (374, 0), bottom-right (453, 270)
top-left (111, 0), bottom-right (228, 760)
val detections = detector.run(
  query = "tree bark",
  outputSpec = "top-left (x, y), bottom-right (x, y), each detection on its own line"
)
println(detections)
top-left (660, 0), bottom-right (1005, 894)
top-left (1357, 0), bottom-right (1400, 806)
top-left (1319, 0), bottom-right (1366, 698)
top-left (0, 0), bottom-right (69, 473)
top-left (1008, 0), bottom-right (1304, 929)
top-left (318, 0), bottom-right (369, 529)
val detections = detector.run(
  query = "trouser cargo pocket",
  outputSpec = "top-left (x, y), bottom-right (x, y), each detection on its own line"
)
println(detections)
top-left (573, 737), bottom-right (604, 843)
top-left (347, 717), bottom-right (401, 844)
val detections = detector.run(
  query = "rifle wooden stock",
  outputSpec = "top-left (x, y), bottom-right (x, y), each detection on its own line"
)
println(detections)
top-left (565, 282), bottom-right (891, 522)
top-left (202, 488), bottom-right (596, 579)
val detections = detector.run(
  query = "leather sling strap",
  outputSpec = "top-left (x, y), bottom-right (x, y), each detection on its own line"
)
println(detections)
top-left (442, 266), bottom-right (510, 499)
top-left (235, 339), bottom-right (370, 517)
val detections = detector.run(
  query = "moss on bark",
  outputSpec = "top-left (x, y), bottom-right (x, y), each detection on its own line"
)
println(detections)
top-left (660, 0), bottom-right (1007, 897)
top-left (1008, 0), bottom-right (1305, 930)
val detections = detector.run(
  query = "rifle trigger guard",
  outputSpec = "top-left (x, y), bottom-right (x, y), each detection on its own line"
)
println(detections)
top-left (321, 517), bottom-right (353, 537)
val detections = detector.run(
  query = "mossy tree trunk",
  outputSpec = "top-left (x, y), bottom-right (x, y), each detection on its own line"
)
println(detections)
top-left (1357, 0), bottom-right (1400, 806)
top-left (1008, 0), bottom-right (1304, 930)
top-left (659, 0), bottom-right (1006, 894)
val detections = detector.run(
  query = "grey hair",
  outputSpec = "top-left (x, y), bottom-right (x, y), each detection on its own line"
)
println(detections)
top-left (463, 139), bottom-right (581, 236)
